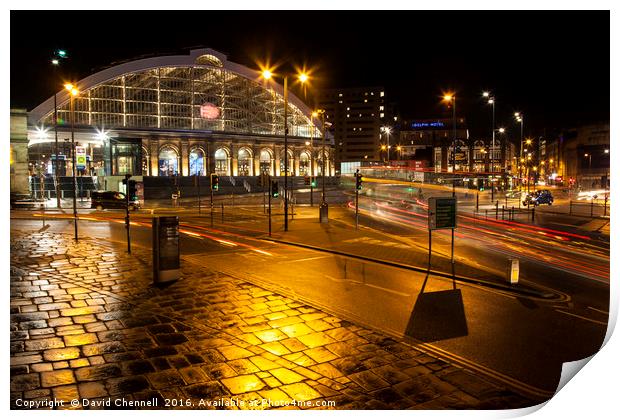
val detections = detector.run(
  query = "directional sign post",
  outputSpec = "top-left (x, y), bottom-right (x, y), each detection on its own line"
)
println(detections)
top-left (427, 197), bottom-right (457, 272)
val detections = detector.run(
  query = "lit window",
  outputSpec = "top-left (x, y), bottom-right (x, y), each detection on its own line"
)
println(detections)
top-left (379, 106), bottom-right (384, 111)
top-left (365, 92), bottom-right (368, 96)
top-left (339, 100), bottom-right (343, 104)
top-left (359, 113), bottom-right (362, 117)
top-left (364, 99), bottom-right (368, 103)
top-left (353, 128), bottom-right (357, 131)
top-left (371, 113), bottom-right (375, 116)
top-left (380, 91), bottom-right (384, 97)
top-left (380, 113), bottom-right (384, 118)
top-left (338, 93), bottom-right (343, 97)
top-left (347, 114), bottom-right (350, 118)
top-left (347, 107), bottom-right (350, 111)
top-left (371, 92), bottom-right (374, 95)
top-left (394, 117), bottom-right (397, 121)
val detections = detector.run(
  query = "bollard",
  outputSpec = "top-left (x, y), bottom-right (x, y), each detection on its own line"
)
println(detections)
top-left (495, 201), bottom-right (499, 220)
top-left (221, 203), bottom-right (224, 223)
top-left (485, 209), bottom-right (488, 220)
top-left (531, 206), bottom-right (535, 222)
top-left (569, 200), bottom-right (573, 215)
top-left (590, 199), bottom-right (594, 217)
top-left (508, 258), bottom-right (519, 284)
top-left (502, 205), bottom-right (505, 220)
top-left (511, 206), bottom-right (514, 221)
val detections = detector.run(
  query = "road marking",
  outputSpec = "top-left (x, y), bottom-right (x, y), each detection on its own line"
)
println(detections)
top-left (365, 283), bottom-right (410, 297)
top-left (587, 306), bottom-right (609, 315)
top-left (555, 309), bottom-right (608, 325)
top-left (289, 256), bottom-right (331, 263)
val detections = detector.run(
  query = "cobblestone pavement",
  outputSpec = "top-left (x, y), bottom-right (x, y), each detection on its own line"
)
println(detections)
top-left (10, 228), bottom-right (539, 410)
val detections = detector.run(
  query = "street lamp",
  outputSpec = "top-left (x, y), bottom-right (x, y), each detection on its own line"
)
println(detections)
top-left (482, 92), bottom-right (496, 174)
top-left (260, 67), bottom-right (309, 231)
top-left (381, 126), bottom-right (392, 162)
top-left (443, 93), bottom-right (457, 196)
top-left (51, 49), bottom-right (69, 208)
top-left (65, 83), bottom-right (79, 241)
top-left (514, 112), bottom-right (525, 189)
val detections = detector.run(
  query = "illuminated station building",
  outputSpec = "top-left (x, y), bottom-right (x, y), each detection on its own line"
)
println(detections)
top-left (21, 48), bottom-right (334, 197)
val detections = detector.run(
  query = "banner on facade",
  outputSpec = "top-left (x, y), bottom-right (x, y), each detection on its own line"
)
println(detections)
top-left (76, 146), bottom-right (86, 171)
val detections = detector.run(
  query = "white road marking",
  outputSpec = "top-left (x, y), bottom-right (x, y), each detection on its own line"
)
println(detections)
top-left (587, 306), bottom-right (609, 315)
top-left (555, 309), bottom-right (608, 326)
top-left (289, 256), bottom-right (331, 263)
top-left (365, 283), bottom-right (410, 297)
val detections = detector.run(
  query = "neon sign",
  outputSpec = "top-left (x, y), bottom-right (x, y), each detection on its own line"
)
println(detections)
top-left (411, 121), bottom-right (445, 128)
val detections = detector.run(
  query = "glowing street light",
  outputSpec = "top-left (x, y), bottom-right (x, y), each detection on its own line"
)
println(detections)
top-left (259, 65), bottom-right (310, 230)
top-left (65, 82), bottom-right (79, 241)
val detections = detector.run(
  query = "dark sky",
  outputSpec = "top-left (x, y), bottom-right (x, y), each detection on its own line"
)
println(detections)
top-left (11, 10), bottom-right (609, 139)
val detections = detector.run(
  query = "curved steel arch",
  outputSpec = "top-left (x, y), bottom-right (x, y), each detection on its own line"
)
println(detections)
top-left (30, 48), bottom-right (320, 138)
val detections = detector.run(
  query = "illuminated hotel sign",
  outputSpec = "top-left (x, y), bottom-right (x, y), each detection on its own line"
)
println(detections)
top-left (411, 121), bottom-right (445, 128)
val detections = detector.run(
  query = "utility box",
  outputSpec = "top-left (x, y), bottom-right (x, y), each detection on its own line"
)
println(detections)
top-left (153, 216), bottom-right (180, 284)
top-left (508, 258), bottom-right (519, 284)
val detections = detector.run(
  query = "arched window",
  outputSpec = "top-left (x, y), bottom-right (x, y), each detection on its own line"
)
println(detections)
top-left (189, 148), bottom-right (205, 176)
top-left (259, 149), bottom-right (272, 175)
top-left (214, 148), bottom-right (229, 175)
top-left (299, 152), bottom-right (311, 176)
top-left (280, 150), bottom-right (294, 176)
top-left (238, 148), bottom-right (252, 176)
top-left (158, 146), bottom-right (179, 177)
top-left (317, 151), bottom-right (329, 176)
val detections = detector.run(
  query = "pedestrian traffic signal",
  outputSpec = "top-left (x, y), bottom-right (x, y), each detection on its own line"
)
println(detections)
top-left (310, 177), bottom-right (317, 188)
top-left (211, 174), bottom-right (219, 191)
top-left (271, 181), bottom-right (279, 198)
top-left (127, 180), bottom-right (137, 201)
top-left (355, 171), bottom-right (363, 190)
top-left (304, 175), bottom-right (310, 185)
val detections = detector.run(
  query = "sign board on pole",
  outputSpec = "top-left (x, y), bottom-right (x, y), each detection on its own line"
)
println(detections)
top-left (75, 146), bottom-right (86, 171)
top-left (428, 197), bottom-right (457, 230)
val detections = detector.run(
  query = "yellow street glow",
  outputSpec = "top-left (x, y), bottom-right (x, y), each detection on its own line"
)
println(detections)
top-left (298, 73), bottom-right (308, 83)
top-left (261, 69), bottom-right (272, 80)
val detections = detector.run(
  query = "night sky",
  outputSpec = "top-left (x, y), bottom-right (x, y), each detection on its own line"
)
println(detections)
top-left (10, 10), bottom-right (609, 139)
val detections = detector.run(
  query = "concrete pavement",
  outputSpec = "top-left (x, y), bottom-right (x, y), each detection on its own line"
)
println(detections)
top-left (10, 227), bottom-right (538, 410)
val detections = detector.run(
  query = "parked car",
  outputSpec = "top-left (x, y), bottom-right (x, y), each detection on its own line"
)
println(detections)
top-left (91, 191), bottom-right (139, 211)
top-left (523, 190), bottom-right (554, 206)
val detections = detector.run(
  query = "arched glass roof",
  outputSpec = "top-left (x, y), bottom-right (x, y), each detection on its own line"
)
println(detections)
top-left (33, 49), bottom-right (320, 139)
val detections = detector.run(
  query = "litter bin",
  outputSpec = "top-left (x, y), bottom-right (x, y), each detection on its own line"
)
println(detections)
top-left (153, 216), bottom-right (180, 283)
top-left (319, 202), bottom-right (329, 223)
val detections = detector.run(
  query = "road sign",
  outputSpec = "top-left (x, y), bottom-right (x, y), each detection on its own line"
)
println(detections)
top-left (428, 197), bottom-right (457, 230)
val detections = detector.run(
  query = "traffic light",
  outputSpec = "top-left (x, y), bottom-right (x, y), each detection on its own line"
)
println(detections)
top-left (304, 176), bottom-right (310, 185)
top-left (211, 174), bottom-right (219, 191)
top-left (355, 171), bottom-right (363, 190)
top-left (310, 177), bottom-right (317, 188)
top-left (127, 180), bottom-right (137, 201)
top-left (271, 180), bottom-right (279, 198)
top-left (122, 174), bottom-right (131, 185)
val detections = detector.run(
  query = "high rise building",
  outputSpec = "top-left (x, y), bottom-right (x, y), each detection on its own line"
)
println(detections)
top-left (318, 87), bottom-right (390, 169)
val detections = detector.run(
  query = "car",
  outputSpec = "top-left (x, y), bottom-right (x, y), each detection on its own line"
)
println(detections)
top-left (91, 191), bottom-right (140, 211)
top-left (523, 190), bottom-right (553, 206)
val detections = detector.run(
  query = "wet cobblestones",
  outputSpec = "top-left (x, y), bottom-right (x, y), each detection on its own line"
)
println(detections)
top-left (10, 229), bottom-right (538, 410)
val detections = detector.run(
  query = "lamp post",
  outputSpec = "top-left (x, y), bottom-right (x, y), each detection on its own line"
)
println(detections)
top-left (261, 69), bottom-right (308, 232)
top-left (381, 126), bottom-right (392, 163)
top-left (443, 93), bottom-right (456, 196)
top-left (51, 49), bottom-right (68, 208)
top-left (65, 83), bottom-right (79, 241)
top-left (317, 109), bottom-right (328, 214)
top-left (514, 112), bottom-right (524, 189)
